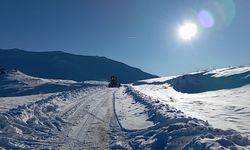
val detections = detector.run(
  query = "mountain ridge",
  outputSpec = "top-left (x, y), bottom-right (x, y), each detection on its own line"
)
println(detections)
top-left (0, 48), bottom-right (157, 83)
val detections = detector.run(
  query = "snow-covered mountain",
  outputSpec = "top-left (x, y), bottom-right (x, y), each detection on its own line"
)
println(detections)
top-left (0, 69), bottom-right (84, 97)
top-left (0, 49), bottom-right (157, 83)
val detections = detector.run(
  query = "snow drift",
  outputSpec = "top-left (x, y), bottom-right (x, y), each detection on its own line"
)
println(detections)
top-left (0, 69), bottom-right (83, 97)
top-left (135, 65), bottom-right (250, 93)
top-left (131, 65), bottom-right (250, 148)
top-left (113, 86), bottom-right (250, 149)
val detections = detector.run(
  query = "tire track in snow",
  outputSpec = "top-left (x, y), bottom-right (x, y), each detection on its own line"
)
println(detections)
top-left (78, 90), bottom-right (113, 149)
top-left (76, 91), bottom-right (109, 138)
top-left (60, 88), bottom-right (116, 149)
top-left (60, 88), bottom-right (105, 118)
top-left (110, 90), bottom-right (134, 150)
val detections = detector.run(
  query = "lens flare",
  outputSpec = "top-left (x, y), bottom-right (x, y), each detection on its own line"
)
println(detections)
top-left (198, 10), bottom-right (214, 28)
top-left (199, 0), bottom-right (236, 29)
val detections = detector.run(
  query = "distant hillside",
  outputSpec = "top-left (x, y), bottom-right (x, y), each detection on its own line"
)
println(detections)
top-left (0, 49), bottom-right (157, 83)
top-left (0, 69), bottom-right (84, 97)
top-left (134, 65), bottom-right (250, 93)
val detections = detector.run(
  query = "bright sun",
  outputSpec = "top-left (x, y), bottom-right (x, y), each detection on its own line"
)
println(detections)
top-left (178, 22), bottom-right (198, 40)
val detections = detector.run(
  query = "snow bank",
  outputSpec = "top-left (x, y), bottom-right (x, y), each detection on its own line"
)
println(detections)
top-left (134, 65), bottom-right (250, 93)
top-left (206, 65), bottom-right (250, 77)
top-left (0, 93), bottom-right (53, 112)
top-left (123, 86), bottom-right (250, 149)
top-left (0, 86), bottom-right (98, 149)
top-left (114, 87), bottom-right (154, 130)
top-left (133, 83), bottom-right (250, 136)
top-left (0, 94), bottom-right (64, 149)
top-left (0, 69), bottom-right (84, 97)
top-left (132, 66), bottom-right (250, 136)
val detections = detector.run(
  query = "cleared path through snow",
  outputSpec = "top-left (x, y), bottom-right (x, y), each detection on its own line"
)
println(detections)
top-left (59, 87), bottom-right (116, 149)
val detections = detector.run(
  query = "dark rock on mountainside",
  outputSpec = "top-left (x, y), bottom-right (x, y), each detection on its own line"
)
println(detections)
top-left (0, 49), bottom-right (157, 83)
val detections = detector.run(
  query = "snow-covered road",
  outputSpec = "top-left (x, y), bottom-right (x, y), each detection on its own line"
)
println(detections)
top-left (60, 87), bottom-right (115, 149)
top-left (1, 85), bottom-right (250, 149)
top-left (0, 85), bottom-right (135, 149)
top-left (0, 86), bottom-right (116, 149)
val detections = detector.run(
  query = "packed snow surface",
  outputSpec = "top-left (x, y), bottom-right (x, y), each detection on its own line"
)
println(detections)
top-left (133, 65), bottom-right (250, 136)
top-left (206, 65), bottom-right (250, 77)
top-left (0, 69), bottom-right (82, 97)
top-left (115, 87), bottom-right (154, 130)
top-left (133, 84), bottom-right (250, 136)
top-left (0, 67), bottom-right (250, 149)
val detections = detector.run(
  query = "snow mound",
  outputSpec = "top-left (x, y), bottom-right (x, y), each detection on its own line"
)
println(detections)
top-left (206, 65), bottom-right (250, 77)
top-left (0, 86), bottom-right (98, 149)
top-left (0, 69), bottom-right (83, 96)
top-left (114, 87), bottom-right (154, 130)
top-left (134, 65), bottom-right (250, 93)
top-left (124, 86), bottom-right (250, 149)
top-left (0, 94), bottom-right (64, 149)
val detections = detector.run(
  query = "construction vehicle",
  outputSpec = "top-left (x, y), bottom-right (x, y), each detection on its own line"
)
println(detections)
top-left (108, 76), bottom-right (121, 87)
top-left (0, 68), bottom-right (6, 75)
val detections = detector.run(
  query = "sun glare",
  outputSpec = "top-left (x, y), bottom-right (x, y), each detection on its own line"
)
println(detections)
top-left (178, 22), bottom-right (198, 41)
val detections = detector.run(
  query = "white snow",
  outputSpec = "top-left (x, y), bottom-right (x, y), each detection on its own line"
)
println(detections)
top-left (138, 76), bottom-right (178, 84)
top-left (0, 93), bottom-right (53, 112)
top-left (114, 87), bottom-right (154, 130)
top-left (205, 65), bottom-right (250, 77)
top-left (132, 65), bottom-right (250, 136)
top-left (5, 69), bottom-right (77, 85)
top-left (0, 69), bottom-right (82, 97)
top-left (0, 67), bottom-right (250, 149)
top-left (133, 84), bottom-right (250, 136)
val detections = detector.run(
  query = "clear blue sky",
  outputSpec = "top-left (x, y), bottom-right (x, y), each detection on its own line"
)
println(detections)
top-left (0, 0), bottom-right (249, 76)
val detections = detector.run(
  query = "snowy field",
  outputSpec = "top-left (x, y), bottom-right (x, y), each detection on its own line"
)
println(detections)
top-left (133, 66), bottom-right (250, 136)
top-left (133, 84), bottom-right (250, 136)
top-left (0, 67), bottom-right (250, 149)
